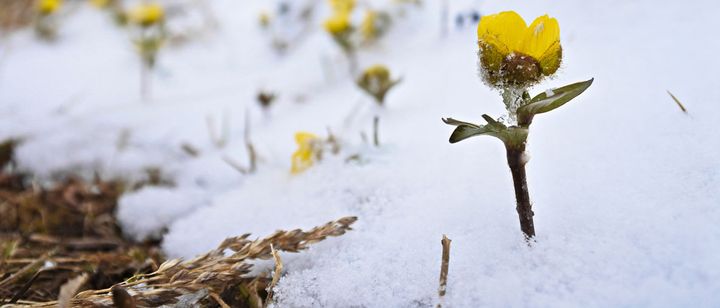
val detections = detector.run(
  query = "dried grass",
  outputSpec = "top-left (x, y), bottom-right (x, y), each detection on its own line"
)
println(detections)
top-left (0, 0), bottom-right (33, 34)
top-left (4, 216), bottom-right (357, 307)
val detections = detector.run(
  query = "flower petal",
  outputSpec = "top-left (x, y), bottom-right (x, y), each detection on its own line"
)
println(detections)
top-left (519, 15), bottom-right (560, 59)
top-left (477, 11), bottom-right (527, 54)
top-left (295, 132), bottom-right (318, 145)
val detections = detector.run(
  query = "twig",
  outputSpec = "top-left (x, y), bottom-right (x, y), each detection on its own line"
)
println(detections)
top-left (264, 244), bottom-right (283, 307)
top-left (210, 292), bottom-right (231, 308)
top-left (666, 90), bottom-right (688, 114)
top-left (58, 274), bottom-right (88, 308)
top-left (181, 143), bottom-right (200, 157)
top-left (0, 257), bottom-right (45, 289)
top-left (373, 116), bottom-right (380, 147)
top-left (111, 285), bottom-right (137, 308)
top-left (206, 113), bottom-right (229, 148)
top-left (8, 270), bottom-right (42, 304)
top-left (222, 155), bottom-right (248, 175)
top-left (437, 235), bottom-right (451, 308)
top-left (244, 110), bottom-right (257, 173)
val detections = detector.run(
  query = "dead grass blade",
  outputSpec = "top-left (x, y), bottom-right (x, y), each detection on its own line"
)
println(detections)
top-left (264, 244), bottom-right (284, 306)
top-left (23, 216), bottom-right (357, 307)
top-left (58, 274), bottom-right (88, 308)
top-left (666, 90), bottom-right (688, 114)
top-left (436, 235), bottom-right (451, 308)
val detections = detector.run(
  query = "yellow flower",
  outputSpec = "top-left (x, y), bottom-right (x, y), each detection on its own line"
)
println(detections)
top-left (363, 64), bottom-right (390, 81)
top-left (258, 11), bottom-right (271, 28)
top-left (89, 0), bottom-right (110, 8)
top-left (477, 11), bottom-right (562, 87)
top-left (360, 10), bottom-right (378, 40)
top-left (323, 12), bottom-right (351, 35)
top-left (128, 3), bottom-right (165, 27)
top-left (357, 64), bottom-right (399, 105)
top-left (328, 0), bottom-right (355, 14)
top-left (37, 0), bottom-right (62, 15)
top-left (291, 132), bottom-right (319, 174)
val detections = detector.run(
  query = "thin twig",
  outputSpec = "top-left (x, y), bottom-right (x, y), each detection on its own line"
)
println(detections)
top-left (244, 110), bottom-right (257, 173)
top-left (666, 90), bottom-right (688, 114)
top-left (264, 244), bottom-right (283, 307)
top-left (210, 292), bottom-right (231, 308)
top-left (373, 116), bottom-right (380, 147)
top-left (8, 270), bottom-right (42, 304)
top-left (437, 235), bottom-right (451, 308)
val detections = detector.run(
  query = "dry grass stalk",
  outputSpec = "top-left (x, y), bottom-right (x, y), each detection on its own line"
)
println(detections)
top-left (57, 274), bottom-right (88, 308)
top-left (666, 90), bottom-right (688, 114)
top-left (0, 0), bottom-right (33, 33)
top-left (110, 286), bottom-right (136, 308)
top-left (206, 113), bottom-right (230, 148)
top-left (437, 235), bottom-right (451, 308)
top-left (264, 244), bottom-right (284, 306)
top-left (18, 216), bottom-right (357, 307)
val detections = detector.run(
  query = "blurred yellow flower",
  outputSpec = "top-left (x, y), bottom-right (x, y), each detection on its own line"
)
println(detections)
top-left (323, 13), bottom-right (351, 35)
top-left (291, 132), bottom-right (319, 174)
top-left (328, 0), bottom-right (355, 14)
top-left (363, 64), bottom-right (389, 80)
top-left (357, 64), bottom-right (400, 105)
top-left (360, 10), bottom-right (378, 40)
top-left (37, 0), bottom-right (62, 15)
top-left (128, 3), bottom-right (165, 27)
top-left (89, 0), bottom-right (110, 8)
top-left (477, 11), bottom-right (561, 87)
top-left (259, 11), bottom-right (271, 27)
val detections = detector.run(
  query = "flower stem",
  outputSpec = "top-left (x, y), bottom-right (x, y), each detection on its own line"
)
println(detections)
top-left (373, 116), bottom-right (380, 147)
top-left (505, 144), bottom-right (535, 238)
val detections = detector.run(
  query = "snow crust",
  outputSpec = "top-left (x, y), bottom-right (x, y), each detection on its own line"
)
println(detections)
top-left (2, 0), bottom-right (719, 306)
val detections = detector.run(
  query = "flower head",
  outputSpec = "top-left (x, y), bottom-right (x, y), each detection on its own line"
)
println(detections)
top-left (477, 11), bottom-right (561, 88)
top-left (128, 3), bottom-right (165, 27)
top-left (258, 11), bottom-right (271, 28)
top-left (291, 132), bottom-right (319, 174)
top-left (328, 0), bottom-right (355, 14)
top-left (89, 0), bottom-right (111, 8)
top-left (323, 12), bottom-right (351, 35)
top-left (360, 10), bottom-right (379, 40)
top-left (357, 64), bottom-right (400, 105)
top-left (37, 0), bottom-right (62, 15)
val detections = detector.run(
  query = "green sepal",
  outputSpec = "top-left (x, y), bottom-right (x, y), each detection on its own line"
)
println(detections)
top-left (442, 117), bottom-right (481, 128)
top-left (449, 125), bottom-right (505, 143)
top-left (518, 78), bottom-right (594, 123)
top-left (442, 117), bottom-right (505, 144)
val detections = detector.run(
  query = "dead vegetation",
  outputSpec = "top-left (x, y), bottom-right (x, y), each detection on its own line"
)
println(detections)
top-left (0, 140), bottom-right (358, 307)
top-left (0, 0), bottom-right (34, 34)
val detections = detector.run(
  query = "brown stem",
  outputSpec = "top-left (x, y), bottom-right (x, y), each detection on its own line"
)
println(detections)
top-left (437, 235), bottom-right (451, 304)
top-left (141, 61), bottom-right (150, 102)
top-left (506, 145), bottom-right (535, 238)
top-left (373, 116), bottom-right (380, 147)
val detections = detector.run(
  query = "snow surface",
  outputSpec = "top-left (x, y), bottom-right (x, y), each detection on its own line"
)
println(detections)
top-left (2, 0), bottom-right (720, 306)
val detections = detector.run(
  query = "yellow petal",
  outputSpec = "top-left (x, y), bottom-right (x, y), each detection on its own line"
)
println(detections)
top-left (291, 149), bottom-right (314, 174)
top-left (539, 42), bottom-right (562, 76)
top-left (477, 11), bottom-right (527, 54)
top-left (295, 132), bottom-right (318, 145)
top-left (519, 15), bottom-right (560, 59)
top-left (323, 12), bottom-right (351, 34)
top-left (129, 3), bottom-right (164, 27)
top-left (38, 0), bottom-right (62, 14)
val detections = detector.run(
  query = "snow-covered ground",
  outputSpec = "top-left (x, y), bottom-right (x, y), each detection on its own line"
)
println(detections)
top-left (2, 0), bottom-right (719, 306)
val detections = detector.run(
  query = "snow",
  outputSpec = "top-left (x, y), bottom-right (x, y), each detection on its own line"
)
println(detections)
top-left (2, 0), bottom-right (720, 306)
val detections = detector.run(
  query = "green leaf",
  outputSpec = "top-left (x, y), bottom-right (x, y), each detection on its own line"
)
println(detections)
top-left (442, 117), bottom-right (481, 128)
top-left (518, 78), bottom-right (594, 118)
top-left (450, 125), bottom-right (502, 143)
top-left (481, 114), bottom-right (507, 130)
